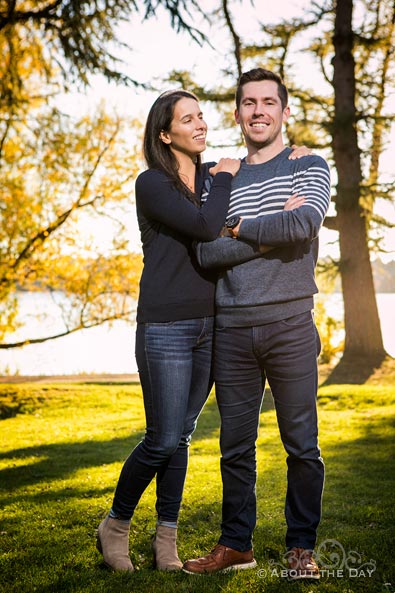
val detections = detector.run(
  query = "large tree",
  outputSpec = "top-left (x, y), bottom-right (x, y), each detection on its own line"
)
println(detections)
top-left (328, 0), bottom-right (392, 380)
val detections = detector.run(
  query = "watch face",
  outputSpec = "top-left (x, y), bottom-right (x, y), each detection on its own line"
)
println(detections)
top-left (226, 216), bottom-right (240, 229)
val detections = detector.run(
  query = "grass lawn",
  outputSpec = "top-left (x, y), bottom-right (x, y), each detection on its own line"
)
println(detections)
top-left (0, 369), bottom-right (394, 593)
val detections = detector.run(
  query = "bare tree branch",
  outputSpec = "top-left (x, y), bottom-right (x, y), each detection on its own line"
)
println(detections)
top-left (222, 0), bottom-right (242, 79)
top-left (0, 312), bottom-right (135, 349)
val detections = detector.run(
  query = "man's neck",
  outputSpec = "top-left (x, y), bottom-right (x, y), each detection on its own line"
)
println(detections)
top-left (245, 139), bottom-right (286, 165)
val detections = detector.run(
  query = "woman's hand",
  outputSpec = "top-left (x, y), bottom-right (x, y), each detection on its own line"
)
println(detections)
top-left (209, 158), bottom-right (241, 177)
top-left (284, 193), bottom-right (305, 210)
top-left (288, 144), bottom-right (313, 160)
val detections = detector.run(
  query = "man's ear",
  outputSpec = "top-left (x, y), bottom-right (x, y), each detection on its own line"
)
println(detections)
top-left (159, 130), bottom-right (171, 144)
top-left (234, 109), bottom-right (240, 124)
top-left (282, 106), bottom-right (290, 124)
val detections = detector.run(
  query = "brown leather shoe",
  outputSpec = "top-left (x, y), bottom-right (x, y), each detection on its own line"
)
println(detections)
top-left (183, 544), bottom-right (257, 574)
top-left (286, 547), bottom-right (320, 580)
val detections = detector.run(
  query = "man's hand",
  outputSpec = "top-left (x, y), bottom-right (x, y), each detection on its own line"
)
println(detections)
top-left (229, 193), bottom-right (304, 241)
top-left (219, 226), bottom-right (233, 237)
top-left (284, 193), bottom-right (305, 210)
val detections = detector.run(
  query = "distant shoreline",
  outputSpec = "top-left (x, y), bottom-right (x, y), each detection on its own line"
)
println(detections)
top-left (0, 368), bottom-right (332, 385)
top-left (0, 373), bottom-right (140, 384)
top-left (1, 359), bottom-right (394, 385)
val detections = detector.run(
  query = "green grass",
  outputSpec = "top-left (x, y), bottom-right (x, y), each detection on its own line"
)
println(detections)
top-left (0, 379), bottom-right (394, 593)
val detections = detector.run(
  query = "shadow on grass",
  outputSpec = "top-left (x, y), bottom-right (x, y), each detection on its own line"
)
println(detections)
top-left (249, 411), bottom-right (394, 586)
top-left (0, 395), bottom-right (221, 500)
top-left (320, 413), bottom-right (395, 522)
top-left (322, 353), bottom-right (389, 385)
top-left (0, 432), bottom-right (145, 496)
top-left (0, 395), bottom-right (219, 499)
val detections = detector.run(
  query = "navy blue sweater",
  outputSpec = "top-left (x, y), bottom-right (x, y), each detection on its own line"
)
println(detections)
top-left (135, 164), bottom-right (232, 322)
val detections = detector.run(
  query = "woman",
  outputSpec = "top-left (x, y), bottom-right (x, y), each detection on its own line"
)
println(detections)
top-left (96, 89), bottom-right (240, 572)
top-left (96, 89), bottom-right (306, 572)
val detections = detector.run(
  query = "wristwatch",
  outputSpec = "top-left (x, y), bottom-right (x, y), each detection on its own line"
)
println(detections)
top-left (225, 215), bottom-right (241, 229)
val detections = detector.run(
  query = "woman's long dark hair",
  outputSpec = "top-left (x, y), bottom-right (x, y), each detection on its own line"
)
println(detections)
top-left (143, 89), bottom-right (202, 199)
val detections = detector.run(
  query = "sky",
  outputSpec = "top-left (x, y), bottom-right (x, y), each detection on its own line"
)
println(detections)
top-left (56, 0), bottom-right (395, 261)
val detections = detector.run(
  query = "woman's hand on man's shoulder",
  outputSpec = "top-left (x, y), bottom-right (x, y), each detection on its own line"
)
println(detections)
top-left (209, 158), bottom-right (241, 177)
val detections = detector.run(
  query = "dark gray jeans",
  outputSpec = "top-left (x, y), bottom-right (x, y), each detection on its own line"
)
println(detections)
top-left (214, 311), bottom-right (325, 552)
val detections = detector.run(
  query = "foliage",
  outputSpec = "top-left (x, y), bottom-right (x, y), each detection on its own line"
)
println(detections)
top-left (0, 377), bottom-right (394, 592)
top-left (0, 102), bottom-right (143, 346)
top-left (0, 0), bottom-right (205, 91)
top-left (314, 299), bottom-right (345, 364)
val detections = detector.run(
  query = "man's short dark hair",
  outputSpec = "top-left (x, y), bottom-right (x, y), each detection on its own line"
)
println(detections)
top-left (235, 68), bottom-right (288, 110)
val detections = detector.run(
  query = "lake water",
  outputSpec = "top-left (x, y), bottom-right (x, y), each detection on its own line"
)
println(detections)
top-left (1, 292), bottom-right (394, 376)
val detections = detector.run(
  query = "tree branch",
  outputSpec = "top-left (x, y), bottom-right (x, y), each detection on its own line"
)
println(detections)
top-left (2, 120), bottom-right (122, 283)
top-left (0, 312), bottom-right (134, 349)
top-left (222, 0), bottom-right (242, 79)
top-left (0, 0), bottom-right (63, 30)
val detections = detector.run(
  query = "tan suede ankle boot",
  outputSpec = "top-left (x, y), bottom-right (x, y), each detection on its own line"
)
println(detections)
top-left (96, 515), bottom-right (134, 571)
top-left (152, 524), bottom-right (183, 571)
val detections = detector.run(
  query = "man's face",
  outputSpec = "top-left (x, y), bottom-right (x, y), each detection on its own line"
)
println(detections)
top-left (235, 80), bottom-right (290, 150)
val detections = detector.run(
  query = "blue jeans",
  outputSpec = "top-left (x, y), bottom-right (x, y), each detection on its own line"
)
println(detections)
top-left (111, 317), bottom-right (214, 522)
top-left (214, 311), bottom-right (325, 552)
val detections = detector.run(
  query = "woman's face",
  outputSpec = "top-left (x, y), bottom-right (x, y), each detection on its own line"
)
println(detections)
top-left (160, 97), bottom-right (208, 159)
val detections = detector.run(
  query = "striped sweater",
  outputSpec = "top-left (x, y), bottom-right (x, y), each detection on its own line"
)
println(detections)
top-left (196, 147), bottom-right (331, 327)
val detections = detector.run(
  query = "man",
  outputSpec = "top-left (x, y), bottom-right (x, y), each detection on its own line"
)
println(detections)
top-left (182, 68), bottom-right (331, 580)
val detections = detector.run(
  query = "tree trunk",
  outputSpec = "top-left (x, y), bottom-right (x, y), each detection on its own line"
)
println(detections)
top-left (337, 207), bottom-right (384, 359)
top-left (329, 0), bottom-right (386, 381)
